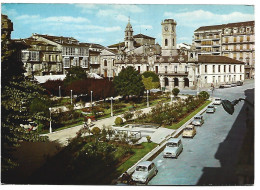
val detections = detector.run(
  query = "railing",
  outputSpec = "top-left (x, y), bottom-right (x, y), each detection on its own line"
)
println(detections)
top-left (157, 71), bottom-right (188, 75)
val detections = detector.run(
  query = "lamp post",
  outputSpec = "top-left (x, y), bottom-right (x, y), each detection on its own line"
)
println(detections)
top-left (71, 90), bottom-right (73, 105)
top-left (91, 90), bottom-right (93, 107)
top-left (49, 107), bottom-right (52, 133)
top-left (147, 90), bottom-right (149, 107)
top-left (222, 98), bottom-right (254, 115)
top-left (111, 97), bottom-right (113, 117)
top-left (59, 86), bottom-right (61, 97)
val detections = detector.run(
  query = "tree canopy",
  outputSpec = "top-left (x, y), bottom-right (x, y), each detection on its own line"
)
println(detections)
top-left (142, 71), bottom-right (160, 82)
top-left (1, 36), bottom-right (49, 174)
top-left (63, 66), bottom-right (88, 86)
top-left (113, 66), bottom-right (145, 99)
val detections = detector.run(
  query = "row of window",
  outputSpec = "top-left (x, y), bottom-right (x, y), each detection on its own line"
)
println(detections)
top-left (222, 44), bottom-right (252, 51)
top-left (164, 38), bottom-right (175, 47)
top-left (63, 47), bottom-right (88, 56)
top-left (224, 36), bottom-right (251, 43)
top-left (204, 64), bottom-right (243, 73)
top-left (209, 75), bottom-right (243, 83)
top-left (64, 58), bottom-right (88, 68)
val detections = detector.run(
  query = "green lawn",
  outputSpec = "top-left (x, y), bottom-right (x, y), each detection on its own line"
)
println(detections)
top-left (168, 100), bottom-right (211, 130)
top-left (117, 142), bottom-right (157, 173)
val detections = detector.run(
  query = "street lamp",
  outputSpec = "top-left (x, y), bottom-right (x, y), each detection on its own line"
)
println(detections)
top-left (222, 98), bottom-right (254, 115)
top-left (59, 86), bottom-right (61, 97)
top-left (111, 97), bottom-right (113, 117)
top-left (49, 107), bottom-right (52, 133)
top-left (147, 90), bottom-right (149, 107)
top-left (71, 90), bottom-right (73, 105)
top-left (91, 90), bottom-right (93, 107)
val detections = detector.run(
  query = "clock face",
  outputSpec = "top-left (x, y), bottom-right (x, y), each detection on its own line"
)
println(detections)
top-left (164, 26), bottom-right (168, 31)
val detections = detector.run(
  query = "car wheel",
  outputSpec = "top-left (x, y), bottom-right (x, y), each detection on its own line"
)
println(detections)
top-left (155, 170), bottom-right (158, 175)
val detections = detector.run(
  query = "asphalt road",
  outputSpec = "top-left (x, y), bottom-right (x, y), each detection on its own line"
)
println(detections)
top-left (148, 79), bottom-right (254, 185)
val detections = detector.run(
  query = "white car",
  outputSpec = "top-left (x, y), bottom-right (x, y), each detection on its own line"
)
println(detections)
top-left (163, 138), bottom-right (183, 158)
top-left (192, 115), bottom-right (204, 126)
top-left (206, 105), bottom-right (216, 113)
top-left (182, 125), bottom-right (196, 138)
top-left (214, 98), bottom-right (222, 105)
top-left (131, 161), bottom-right (158, 184)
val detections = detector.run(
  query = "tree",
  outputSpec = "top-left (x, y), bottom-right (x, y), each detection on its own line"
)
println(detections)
top-left (142, 71), bottom-right (160, 91)
top-left (172, 88), bottom-right (180, 97)
top-left (1, 37), bottom-right (49, 174)
top-left (113, 66), bottom-right (145, 99)
top-left (63, 66), bottom-right (88, 86)
top-left (198, 91), bottom-right (209, 100)
top-left (114, 117), bottom-right (123, 126)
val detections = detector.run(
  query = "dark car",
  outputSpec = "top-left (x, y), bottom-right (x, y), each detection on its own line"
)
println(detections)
top-left (236, 81), bottom-right (243, 86)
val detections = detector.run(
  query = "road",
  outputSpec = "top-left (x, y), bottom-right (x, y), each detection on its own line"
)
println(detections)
top-left (149, 79), bottom-right (254, 185)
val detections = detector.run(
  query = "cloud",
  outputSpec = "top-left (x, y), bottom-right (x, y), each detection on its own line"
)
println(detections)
top-left (16, 14), bottom-right (40, 20)
top-left (86, 38), bottom-right (105, 43)
top-left (75, 4), bottom-right (99, 14)
top-left (42, 16), bottom-right (90, 23)
top-left (164, 10), bottom-right (254, 28)
top-left (112, 5), bottom-right (143, 13)
top-left (178, 36), bottom-right (190, 41)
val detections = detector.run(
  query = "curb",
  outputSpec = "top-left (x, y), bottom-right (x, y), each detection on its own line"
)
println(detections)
top-left (125, 99), bottom-right (213, 175)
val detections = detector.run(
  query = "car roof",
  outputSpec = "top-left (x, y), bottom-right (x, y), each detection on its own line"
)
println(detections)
top-left (194, 115), bottom-right (202, 118)
top-left (185, 125), bottom-right (194, 129)
top-left (137, 161), bottom-right (153, 167)
top-left (167, 138), bottom-right (180, 143)
top-left (208, 105), bottom-right (214, 107)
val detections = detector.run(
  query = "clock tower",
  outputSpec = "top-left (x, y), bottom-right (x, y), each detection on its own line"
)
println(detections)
top-left (161, 19), bottom-right (177, 56)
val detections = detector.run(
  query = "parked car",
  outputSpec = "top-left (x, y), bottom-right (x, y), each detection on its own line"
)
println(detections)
top-left (192, 115), bottom-right (204, 126)
top-left (223, 83), bottom-right (232, 88)
top-left (231, 83), bottom-right (237, 87)
top-left (206, 105), bottom-right (216, 113)
top-left (236, 81), bottom-right (243, 86)
top-left (213, 98), bottom-right (222, 105)
top-left (163, 138), bottom-right (183, 158)
top-left (182, 125), bottom-right (196, 138)
top-left (219, 84), bottom-right (225, 89)
top-left (131, 161), bottom-right (158, 184)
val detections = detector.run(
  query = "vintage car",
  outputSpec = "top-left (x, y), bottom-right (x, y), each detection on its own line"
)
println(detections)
top-left (213, 98), bottom-right (222, 105)
top-left (131, 161), bottom-right (158, 184)
top-left (231, 83), bottom-right (237, 87)
top-left (206, 105), bottom-right (216, 113)
top-left (182, 125), bottom-right (196, 138)
top-left (163, 138), bottom-right (183, 158)
top-left (236, 81), bottom-right (243, 86)
top-left (192, 115), bottom-right (204, 126)
top-left (223, 83), bottom-right (232, 88)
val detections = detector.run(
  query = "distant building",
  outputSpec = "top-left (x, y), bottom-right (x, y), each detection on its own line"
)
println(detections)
top-left (113, 19), bottom-right (245, 89)
top-left (194, 21), bottom-right (255, 79)
top-left (31, 34), bottom-right (90, 75)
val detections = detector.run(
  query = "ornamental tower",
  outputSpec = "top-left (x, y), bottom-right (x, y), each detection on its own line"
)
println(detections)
top-left (124, 17), bottom-right (134, 51)
top-left (161, 19), bottom-right (177, 56)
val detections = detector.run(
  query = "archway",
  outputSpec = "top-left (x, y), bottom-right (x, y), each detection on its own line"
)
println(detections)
top-left (184, 78), bottom-right (189, 87)
top-left (174, 78), bottom-right (179, 87)
top-left (164, 77), bottom-right (169, 86)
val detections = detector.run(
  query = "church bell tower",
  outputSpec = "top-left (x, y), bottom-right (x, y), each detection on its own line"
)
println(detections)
top-left (161, 19), bottom-right (177, 56)
top-left (124, 17), bottom-right (134, 51)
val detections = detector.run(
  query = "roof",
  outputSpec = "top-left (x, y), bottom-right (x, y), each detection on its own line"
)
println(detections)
top-left (35, 75), bottom-right (66, 84)
top-left (195, 21), bottom-right (254, 32)
top-left (137, 161), bottom-right (153, 167)
top-left (167, 138), bottom-right (180, 143)
top-left (198, 55), bottom-right (244, 64)
top-left (133, 33), bottom-right (155, 40)
top-left (108, 42), bottom-right (125, 48)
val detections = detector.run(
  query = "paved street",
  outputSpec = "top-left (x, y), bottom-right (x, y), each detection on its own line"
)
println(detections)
top-left (149, 79), bottom-right (254, 185)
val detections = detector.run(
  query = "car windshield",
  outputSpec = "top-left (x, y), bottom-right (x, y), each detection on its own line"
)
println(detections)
top-left (208, 106), bottom-right (214, 108)
top-left (194, 117), bottom-right (201, 120)
top-left (136, 166), bottom-right (147, 172)
top-left (167, 142), bottom-right (178, 147)
top-left (215, 99), bottom-right (221, 101)
top-left (185, 128), bottom-right (193, 131)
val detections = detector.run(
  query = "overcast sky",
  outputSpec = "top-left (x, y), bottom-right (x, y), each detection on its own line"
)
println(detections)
top-left (1, 3), bottom-right (254, 46)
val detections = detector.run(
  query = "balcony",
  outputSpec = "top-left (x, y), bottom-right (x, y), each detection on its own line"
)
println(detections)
top-left (90, 61), bottom-right (100, 65)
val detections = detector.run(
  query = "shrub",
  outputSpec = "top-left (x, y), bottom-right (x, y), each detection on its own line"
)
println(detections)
top-left (146, 136), bottom-right (151, 143)
top-left (91, 127), bottom-right (101, 135)
top-left (114, 117), bottom-right (123, 126)
top-left (172, 88), bottom-right (180, 97)
top-left (198, 91), bottom-right (209, 100)
top-left (123, 111), bottom-right (134, 122)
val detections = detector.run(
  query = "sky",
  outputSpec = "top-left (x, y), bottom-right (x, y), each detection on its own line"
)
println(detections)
top-left (1, 3), bottom-right (255, 47)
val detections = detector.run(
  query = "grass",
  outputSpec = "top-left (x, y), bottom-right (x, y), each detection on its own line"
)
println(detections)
top-left (117, 142), bottom-right (157, 173)
top-left (168, 100), bottom-right (211, 130)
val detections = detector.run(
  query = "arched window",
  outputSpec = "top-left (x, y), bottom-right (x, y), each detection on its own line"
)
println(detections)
top-left (173, 38), bottom-right (174, 46)
top-left (190, 53), bottom-right (193, 58)
top-left (104, 60), bottom-right (107, 66)
top-left (165, 39), bottom-right (168, 46)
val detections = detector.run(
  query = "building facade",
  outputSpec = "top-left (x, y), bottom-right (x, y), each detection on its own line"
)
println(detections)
top-left (113, 19), bottom-right (245, 90)
top-left (31, 34), bottom-right (90, 75)
top-left (194, 21), bottom-right (255, 79)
